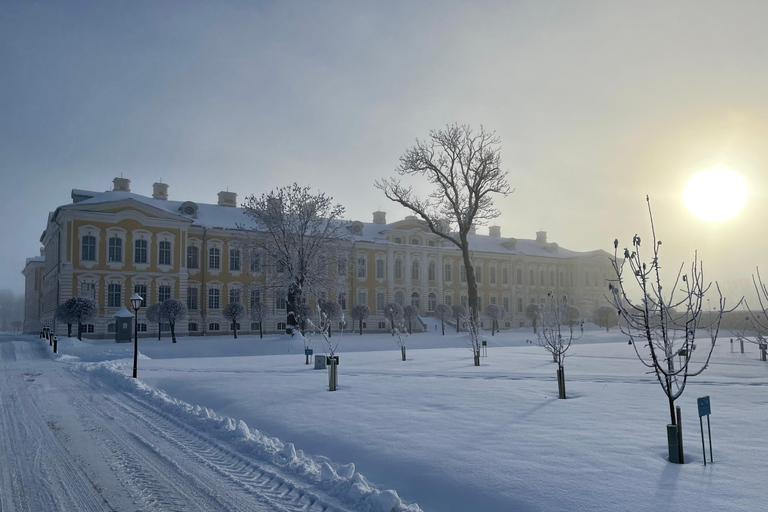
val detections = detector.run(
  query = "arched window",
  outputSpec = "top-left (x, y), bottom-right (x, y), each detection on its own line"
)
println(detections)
top-left (135, 239), bottom-right (148, 264)
top-left (411, 238), bottom-right (420, 245)
top-left (395, 290), bottom-right (405, 306)
top-left (411, 292), bottom-right (420, 310)
top-left (428, 261), bottom-right (436, 281)
top-left (428, 292), bottom-right (436, 312)
top-left (376, 259), bottom-right (385, 279)
top-left (411, 260), bottom-right (420, 280)
top-left (209, 247), bottom-right (221, 269)
top-left (82, 236), bottom-right (96, 261)
top-left (158, 241), bottom-right (171, 266)
top-left (394, 259), bottom-right (403, 280)
top-left (108, 237), bottom-right (122, 262)
top-left (186, 246), bottom-right (198, 268)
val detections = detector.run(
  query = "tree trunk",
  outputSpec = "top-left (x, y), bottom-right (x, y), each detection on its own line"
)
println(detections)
top-left (233, 322), bottom-right (238, 339)
top-left (359, 320), bottom-right (363, 335)
top-left (401, 346), bottom-right (406, 361)
top-left (157, 323), bottom-right (162, 340)
top-left (473, 350), bottom-right (480, 366)
top-left (170, 322), bottom-right (177, 343)
top-left (408, 318), bottom-right (412, 334)
top-left (259, 323), bottom-right (263, 339)
top-left (77, 323), bottom-right (82, 341)
top-left (67, 324), bottom-right (72, 337)
top-left (441, 320), bottom-right (445, 336)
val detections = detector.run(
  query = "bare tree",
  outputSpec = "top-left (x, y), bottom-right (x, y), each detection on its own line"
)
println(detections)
top-left (250, 302), bottom-right (267, 339)
top-left (607, 197), bottom-right (733, 463)
top-left (376, 124), bottom-right (512, 366)
top-left (384, 302), bottom-right (404, 337)
top-left (435, 304), bottom-right (453, 335)
top-left (451, 305), bottom-right (467, 333)
top-left (161, 299), bottom-right (188, 343)
top-left (222, 302), bottom-right (245, 339)
top-left (145, 303), bottom-right (163, 340)
top-left (403, 305), bottom-right (419, 334)
top-left (387, 313), bottom-right (410, 361)
top-left (306, 305), bottom-right (344, 391)
top-left (350, 304), bottom-right (370, 335)
top-left (529, 292), bottom-right (583, 399)
top-left (62, 297), bottom-right (98, 341)
top-left (319, 300), bottom-right (341, 337)
top-left (485, 304), bottom-right (504, 336)
top-left (240, 183), bottom-right (352, 335)
top-left (593, 305), bottom-right (617, 332)
top-left (525, 304), bottom-right (539, 333)
top-left (733, 269), bottom-right (768, 359)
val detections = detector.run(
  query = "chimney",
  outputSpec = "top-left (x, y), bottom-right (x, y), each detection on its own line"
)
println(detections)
top-left (373, 211), bottom-right (387, 224)
top-left (113, 177), bottom-right (131, 192)
top-left (218, 191), bottom-right (237, 207)
top-left (489, 225), bottom-right (501, 237)
top-left (536, 230), bottom-right (547, 243)
top-left (152, 182), bottom-right (169, 200)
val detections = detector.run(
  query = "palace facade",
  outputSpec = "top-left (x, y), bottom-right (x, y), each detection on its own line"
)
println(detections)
top-left (23, 177), bottom-right (614, 337)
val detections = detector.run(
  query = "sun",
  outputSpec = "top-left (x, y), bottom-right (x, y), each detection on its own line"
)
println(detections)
top-left (683, 168), bottom-right (748, 222)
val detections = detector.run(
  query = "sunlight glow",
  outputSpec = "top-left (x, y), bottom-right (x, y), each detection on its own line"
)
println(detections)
top-left (683, 168), bottom-right (748, 222)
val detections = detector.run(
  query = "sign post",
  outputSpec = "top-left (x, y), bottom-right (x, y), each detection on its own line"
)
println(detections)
top-left (697, 396), bottom-right (713, 465)
top-left (481, 340), bottom-right (487, 357)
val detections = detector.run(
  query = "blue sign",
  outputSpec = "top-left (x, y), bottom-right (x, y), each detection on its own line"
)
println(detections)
top-left (305, 349), bottom-right (313, 356)
top-left (697, 396), bottom-right (711, 417)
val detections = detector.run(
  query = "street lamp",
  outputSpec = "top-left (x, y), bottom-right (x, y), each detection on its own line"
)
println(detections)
top-left (130, 293), bottom-right (143, 379)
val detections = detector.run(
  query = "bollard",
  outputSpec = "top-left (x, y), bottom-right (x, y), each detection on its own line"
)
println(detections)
top-left (730, 339), bottom-right (733, 353)
top-left (667, 424), bottom-right (681, 463)
top-left (740, 339), bottom-right (744, 354)
top-left (557, 368), bottom-right (566, 399)
top-left (53, 336), bottom-right (58, 354)
top-left (328, 359), bottom-right (338, 391)
top-left (401, 346), bottom-right (406, 361)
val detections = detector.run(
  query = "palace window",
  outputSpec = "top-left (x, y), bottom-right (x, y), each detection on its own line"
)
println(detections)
top-left (187, 246), bottom-right (198, 269)
top-left (187, 287), bottom-right (198, 310)
top-left (229, 249), bottom-right (241, 272)
top-left (209, 248), bottom-right (220, 269)
top-left (108, 283), bottom-right (122, 308)
top-left (135, 239), bottom-right (148, 264)
top-left (108, 237), bottom-right (122, 262)
top-left (158, 285), bottom-right (171, 302)
top-left (82, 236), bottom-right (96, 261)
top-left (208, 288), bottom-right (220, 309)
top-left (158, 241), bottom-right (171, 266)
top-left (134, 284), bottom-right (147, 307)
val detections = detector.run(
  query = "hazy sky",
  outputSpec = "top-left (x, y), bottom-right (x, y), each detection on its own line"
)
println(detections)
top-left (3, 0), bottom-right (768, 303)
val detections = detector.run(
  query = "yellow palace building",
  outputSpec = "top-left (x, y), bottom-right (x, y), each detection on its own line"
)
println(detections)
top-left (23, 177), bottom-right (613, 338)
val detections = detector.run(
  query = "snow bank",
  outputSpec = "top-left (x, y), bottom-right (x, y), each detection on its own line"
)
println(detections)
top-left (78, 360), bottom-right (422, 512)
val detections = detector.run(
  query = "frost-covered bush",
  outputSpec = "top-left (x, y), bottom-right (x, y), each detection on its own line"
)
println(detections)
top-left (63, 296), bottom-right (98, 340)
top-left (435, 304), bottom-right (453, 335)
top-left (222, 302), bottom-right (245, 339)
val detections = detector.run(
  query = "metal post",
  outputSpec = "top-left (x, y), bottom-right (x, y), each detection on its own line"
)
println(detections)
top-left (699, 416), bottom-right (707, 466)
top-left (53, 336), bottom-right (57, 354)
top-left (707, 415), bottom-right (713, 463)
top-left (328, 359), bottom-right (337, 391)
top-left (740, 339), bottom-right (744, 354)
top-left (676, 406), bottom-right (684, 464)
top-left (133, 308), bottom-right (139, 379)
top-left (730, 338), bottom-right (733, 353)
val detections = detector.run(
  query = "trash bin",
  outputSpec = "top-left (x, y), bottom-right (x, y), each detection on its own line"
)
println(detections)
top-left (314, 355), bottom-right (326, 369)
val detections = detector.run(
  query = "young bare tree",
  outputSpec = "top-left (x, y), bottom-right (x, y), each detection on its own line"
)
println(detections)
top-left (435, 304), bottom-right (453, 335)
top-left (529, 293), bottom-right (583, 399)
top-left (222, 302), bottom-right (245, 339)
top-left (306, 305), bottom-right (344, 391)
top-left (388, 313), bottom-right (410, 361)
top-left (734, 268), bottom-right (768, 358)
top-left (250, 302), bottom-right (266, 339)
top-left (240, 184), bottom-right (352, 335)
top-left (319, 300), bottom-right (341, 337)
top-left (451, 305), bottom-right (467, 333)
top-left (62, 297), bottom-right (98, 341)
top-left (485, 304), bottom-right (504, 336)
top-left (350, 304), bottom-right (370, 335)
top-left (403, 305), bottom-right (419, 334)
top-left (161, 299), bottom-right (188, 343)
top-left (145, 302), bottom-right (163, 340)
top-left (525, 303), bottom-right (539, 333)
top-left (607, 197), bottom-right (733, 463)
top-left (376, 124), bottom-right (512, 366)
top-left (383, 302), bottom-right (404, 337)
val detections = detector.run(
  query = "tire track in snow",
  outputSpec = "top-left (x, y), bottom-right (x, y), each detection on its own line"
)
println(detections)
top-left (71, 374), bottom-right (354, 512)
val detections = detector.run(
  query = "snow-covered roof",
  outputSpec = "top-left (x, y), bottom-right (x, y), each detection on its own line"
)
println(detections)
top-left (62, 189), bottom-right (606, 260)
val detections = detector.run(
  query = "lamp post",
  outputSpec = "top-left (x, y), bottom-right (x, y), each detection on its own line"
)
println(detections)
top-left (130, 293), bottom-right (143, 379)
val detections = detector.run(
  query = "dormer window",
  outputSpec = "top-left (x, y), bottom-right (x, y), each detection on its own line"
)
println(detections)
top-left (394, 236), bottom-right (402, 244)
top-left (411, 238), bottom-right (420, 245)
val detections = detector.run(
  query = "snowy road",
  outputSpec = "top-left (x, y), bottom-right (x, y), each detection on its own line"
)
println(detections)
top-left (0, 335), bottom-right (359, 512)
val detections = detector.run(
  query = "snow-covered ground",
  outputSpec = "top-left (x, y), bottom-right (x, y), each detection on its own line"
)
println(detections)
top-left (2, 327), bottom-right (767, 511)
